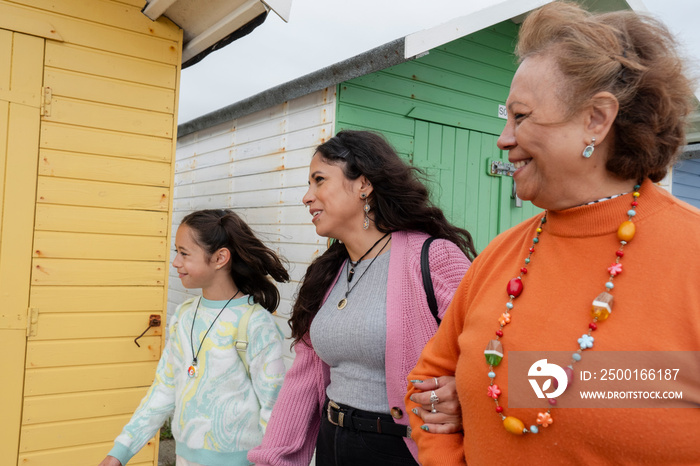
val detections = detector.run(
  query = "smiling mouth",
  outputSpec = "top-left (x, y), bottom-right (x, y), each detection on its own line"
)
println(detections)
top-left (311, 210), bottom-right (321, 221)
top-left (512, 159), bottom-right (531, 169)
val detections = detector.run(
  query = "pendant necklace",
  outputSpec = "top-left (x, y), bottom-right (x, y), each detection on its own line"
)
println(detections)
top-left (346, 232), bottom-right (391, 283)
top-left (188, 290), bottom-right (239, 378)
top-left (337, 234), bottom-right (391, 310)
top-left (484, 185), bottom-right (641, 435)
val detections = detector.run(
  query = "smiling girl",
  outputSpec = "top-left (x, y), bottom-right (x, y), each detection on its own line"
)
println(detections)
top-left (99, 209), bottom-right (289, 466)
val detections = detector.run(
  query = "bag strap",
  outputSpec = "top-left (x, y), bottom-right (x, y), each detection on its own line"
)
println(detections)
top-left (421, 237), bottom-right (440, 325)
top-left (234, 305), bottom-right (256, 375)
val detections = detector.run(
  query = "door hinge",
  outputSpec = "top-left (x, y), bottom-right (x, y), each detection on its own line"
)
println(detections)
top-left (487, 159), bottom-right (516, 177)
top-left (27, 307), bottom-right (39, 337)
top-left (40, 86), bottom-right (52, 117)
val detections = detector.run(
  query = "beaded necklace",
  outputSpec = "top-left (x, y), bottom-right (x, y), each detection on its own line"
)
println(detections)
top-left (485, 184), bottom-right (641, 435)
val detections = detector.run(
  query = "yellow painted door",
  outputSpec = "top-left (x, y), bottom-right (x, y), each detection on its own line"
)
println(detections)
top-left (0, 29), bottom-right (44, 466)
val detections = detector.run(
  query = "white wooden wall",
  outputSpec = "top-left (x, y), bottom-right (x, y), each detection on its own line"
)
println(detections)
top-left (170, 87), bottom-right (336, 365)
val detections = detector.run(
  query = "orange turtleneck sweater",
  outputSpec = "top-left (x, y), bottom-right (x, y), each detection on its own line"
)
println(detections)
top-left (407, 179), bottom-right (700, 465)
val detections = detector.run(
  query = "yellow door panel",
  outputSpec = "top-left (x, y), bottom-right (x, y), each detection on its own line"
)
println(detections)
top-left (32, 258), bottom-right (166, 286)
top-left (45, 41), bottom-right (176, 89)
top-left (39, 149), bottom-right (171, 187)
top-left (45, 96), bottom-right (173, 137)
top-left (12, 0), bottom-right (180, 41)
top-left (25, 361), bottom-right (159, 396)
top-left (0, 2), bottom-right (178, 65)
top-left (29, 311), bottom-right (163, 341)
top-left (41, 121), bottom-right (172, 161)
top-left (35, 204), bottom-right (169, 236)
top-left (26, 336), bottom-right (161, 368)
top-left (20, 414), bottom-right (137, 452)
top-left (34, 231), bottom-right (167, 260)
top-left (45, 67), bottom-right (176, 113)
top-left (30, 286), bottom-right (164, 313)
top-left (23, 387), bottom-right (149, 425)
top-left (37, 176), bottom-right (169, 211)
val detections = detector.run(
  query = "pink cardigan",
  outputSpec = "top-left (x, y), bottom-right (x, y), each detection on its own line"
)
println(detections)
top-left (248, 230), bottom-right (471, 465)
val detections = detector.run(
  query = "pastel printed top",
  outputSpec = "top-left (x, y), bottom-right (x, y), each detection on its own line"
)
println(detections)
top-left (108, 296), bottom-right (286, 466)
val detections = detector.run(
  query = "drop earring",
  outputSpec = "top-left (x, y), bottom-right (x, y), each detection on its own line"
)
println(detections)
top-left (361, 193), bottom-right (370, 230)
top-left (582, 137), bottom-right (595, 158)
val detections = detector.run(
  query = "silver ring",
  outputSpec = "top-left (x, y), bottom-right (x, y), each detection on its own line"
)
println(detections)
top-left (434, 377), bottom-right (439, 388)
top-left (431, 403), bottom-right (437, 413)
top-left (429, 390), bottom-right (439, 404)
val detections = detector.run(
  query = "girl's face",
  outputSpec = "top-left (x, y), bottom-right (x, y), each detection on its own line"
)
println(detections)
top-left (302, 152), bottom-right (365, 239)
top-left (172, 224), bottom-right (218, 291)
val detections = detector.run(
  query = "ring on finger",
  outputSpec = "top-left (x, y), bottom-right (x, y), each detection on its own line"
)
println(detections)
top-left (429, 390), bottom-right (439, 404)
top-left (431, 403), bottom-right (437, 413)
top-left (434, 377), bottom-right (439, 389)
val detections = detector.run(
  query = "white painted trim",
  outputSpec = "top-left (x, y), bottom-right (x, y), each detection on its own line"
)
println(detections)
top-left (142, 0), bottom-right (178, 21)
top-left (404, 0), bottom-right (553, 59)
top-left (262, 0), bottom-right (292, 22)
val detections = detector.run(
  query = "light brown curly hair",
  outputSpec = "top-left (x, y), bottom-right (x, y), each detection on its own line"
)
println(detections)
top-left (516, 1), bottom-right (697, 182)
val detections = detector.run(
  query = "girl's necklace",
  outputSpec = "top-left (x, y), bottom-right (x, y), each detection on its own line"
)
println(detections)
top-left (187, 290), bottom-right (239, 378)
top-left (337, 234), bottom-right (391, 310)
top-left (485, 185), bottom-right (641, 435)
top-left (347, 232), bottom-right (391, 282)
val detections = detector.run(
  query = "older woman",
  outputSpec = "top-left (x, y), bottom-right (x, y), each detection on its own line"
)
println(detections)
top-left (249, 130), bottom-right (476, 465)
top-left (407, 2), bottom-right (700, 465)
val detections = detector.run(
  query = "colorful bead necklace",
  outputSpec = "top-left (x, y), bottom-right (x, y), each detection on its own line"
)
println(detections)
top-left (484, 185), bottom-right (641, 435)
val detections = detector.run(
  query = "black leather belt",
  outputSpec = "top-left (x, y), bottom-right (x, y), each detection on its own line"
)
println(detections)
top-left (326, 399), bottom-right (411, 438)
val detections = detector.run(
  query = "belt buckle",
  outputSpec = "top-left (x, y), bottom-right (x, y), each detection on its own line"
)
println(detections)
top-left (327, 400), bottom-right (345, 427)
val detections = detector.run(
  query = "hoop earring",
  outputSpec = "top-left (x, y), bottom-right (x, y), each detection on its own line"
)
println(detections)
top-left (362, 195), bottom-right (370, 230)
top-left (582, 137), bottom-right (595, 158)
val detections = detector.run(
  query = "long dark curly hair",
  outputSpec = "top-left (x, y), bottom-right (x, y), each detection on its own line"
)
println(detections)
top-left (290, 130), bottom-right (477, 344)
top-left (181, 209), bottom-right (289, 312)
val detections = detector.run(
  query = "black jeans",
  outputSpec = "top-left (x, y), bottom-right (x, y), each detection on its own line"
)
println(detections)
top-left (316, 400), bottom-right (418, 466)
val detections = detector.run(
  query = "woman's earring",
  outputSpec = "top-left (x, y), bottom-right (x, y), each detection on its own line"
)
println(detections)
top-left (582, 137), bottom-right (595, 158)
top-left (361, 194), bottom-right (370, 230)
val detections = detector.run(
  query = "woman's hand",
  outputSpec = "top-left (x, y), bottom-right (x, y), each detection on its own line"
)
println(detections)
top-left (409, 376), bottom-right (462, 433)
top-left (98, 456), bottom-right (122, 466)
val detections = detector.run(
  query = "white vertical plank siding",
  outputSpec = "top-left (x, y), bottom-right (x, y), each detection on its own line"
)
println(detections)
top-left (170, 88), bottom-right (336, 366)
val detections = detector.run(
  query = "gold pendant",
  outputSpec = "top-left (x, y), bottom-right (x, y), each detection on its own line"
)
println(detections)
top-left (337, 298), bottom-right (347, 310)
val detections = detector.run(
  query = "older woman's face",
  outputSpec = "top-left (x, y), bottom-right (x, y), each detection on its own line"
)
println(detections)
top-left (497, 55), bottom-right (592, 210)
top-left (302, 152), bottom-right (364, 239)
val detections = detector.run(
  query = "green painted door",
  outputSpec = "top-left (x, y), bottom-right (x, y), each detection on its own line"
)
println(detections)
top-left (413, 121), bottom-right (541, 253)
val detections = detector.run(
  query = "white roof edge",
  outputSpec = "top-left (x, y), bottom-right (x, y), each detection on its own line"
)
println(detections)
top-left (403, 0), bottom-right (554, 59)
top-left (262, 0), bottom-right (292, 22)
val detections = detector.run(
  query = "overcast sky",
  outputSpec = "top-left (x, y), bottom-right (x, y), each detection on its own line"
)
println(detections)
top-left (178, 0), bottom-right (699, 124)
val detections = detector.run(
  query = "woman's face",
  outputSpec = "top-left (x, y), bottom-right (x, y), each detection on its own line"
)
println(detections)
top-left (302, 152), bottom-right (365, 239)
top-left (497, 54), bottom-right (594, 210)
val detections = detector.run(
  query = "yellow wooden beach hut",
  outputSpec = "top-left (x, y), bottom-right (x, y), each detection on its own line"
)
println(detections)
top-left (0, 1), bottom-right (289, 464)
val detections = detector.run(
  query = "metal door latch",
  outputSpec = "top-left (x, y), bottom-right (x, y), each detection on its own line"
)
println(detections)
top-left (488, 160), bottom-right (516, 177)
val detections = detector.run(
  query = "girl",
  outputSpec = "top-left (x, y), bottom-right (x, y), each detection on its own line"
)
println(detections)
top-left (99, 209), bottom-right (289, 466)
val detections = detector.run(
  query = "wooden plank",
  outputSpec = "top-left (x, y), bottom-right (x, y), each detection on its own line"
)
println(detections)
top-left (36, 176), bottom-right (169, 211)
top-left (41, 122), bottom-right (172, 162)
top-left (18, 439), bottom-right (155, 466)
top-left (0, 2), bottom-right (179, 65)
top-left (31, 258), bottom-right (166, 286)
top-left (25, 361), bottom-right (158, 396)
top-left (26, 336), bottom-right (161, 369)
top-left (11, 23), bottom-right (49, 100)
top-left (20, 414), bottom-right (138, 452)
top-left (45, 67), bottom-right (175, 113)
top-left (0, 103), bottom-right (41, 329)
top-left (23, 387), bottom-right (149, 425)
top-left (0, 7), bottom-right (63, 42)
top-left (46, 96), bottom-right (173, 138)
top-left (39, 149), bottom-right (171, 187)
top-left (33, 231), bottom-right (167, 260)
top-left (0, 29), bottom-right (10, 90)
top-left (12, 0), bottom-right (181, 41)
top-left (31, 286), bottom-right (164, 313)
top-left (35, 204), bottom-right (168, 236)
top-left (30, 311), bottom-right (164, 341)
top-left (46, 41), bottom-right (176, 88)
top-left (0, 100), bottom-right (8, 229)
top-left (0, 330), bottom-right (28, 466)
